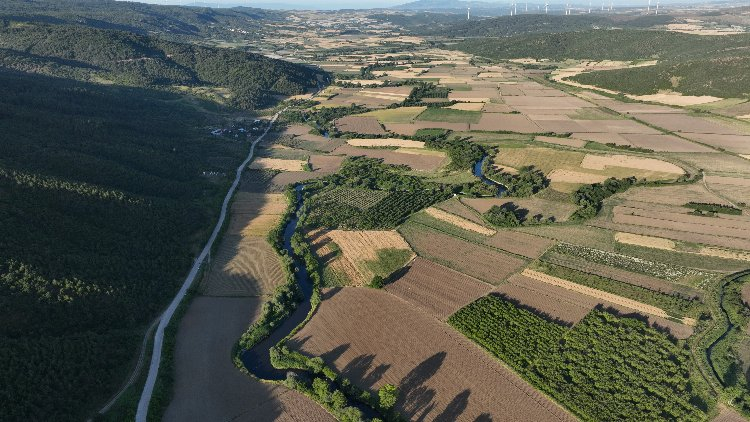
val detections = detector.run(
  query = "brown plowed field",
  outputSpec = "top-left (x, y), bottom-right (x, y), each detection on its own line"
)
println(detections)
top-left (633, 113), bottom-right (741, 135)
top-left (512, 271), bottom-right (694, 338)
top-left (435, 198), bottom-right (487, 225)
top-left (385, 122), bottom-right (471, 136)
top-left (542, 252), bottom-right (702, 300)
top-left (333, 144), bottom-right (445, 171)
top-left (494, 274), bottom-right (596, 325)
top-left (611, 213), bottom-right (750, 240)
top-left (399, 224), bottom-right (526, 285)
top-left (309, 154), bottom-right (345, 173)
top-left (289, 288), bottom-right (576, 422)
top-left (620, 134), bottom-right (715, 153)
top-left (335, 116), bottom-right (387, 135)
top-left (165, 297), bottom-right (334, 422)
top-left (614, 184), bottom-right (731, 206)
top-left (268, 171), bottom-right (320, 191)
top-left (471, 114), bottom-right (541, 133)
top-left (614, 205), bottom-right (750, 230)
top-left (592, 220), bottom-right (750, 251)
top-left (484, 231), bottom-right (556, 259)
top-left (385, 257), bottom-right (494, 320)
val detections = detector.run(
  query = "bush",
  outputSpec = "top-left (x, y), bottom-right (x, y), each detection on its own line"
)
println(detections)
top-left (483, 205), bottom-right (521, 227)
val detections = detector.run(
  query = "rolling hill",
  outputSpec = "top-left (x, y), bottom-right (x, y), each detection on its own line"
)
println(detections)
top-left (0, 22), bottom-right (326, 109)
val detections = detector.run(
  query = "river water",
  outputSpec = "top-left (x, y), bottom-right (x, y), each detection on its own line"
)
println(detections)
top-left (240, 186), bottom-right (313, 380)
top-left (473, 156), bottom-right (507, 196)
top-left (239, 186), bottom-right (378, 418)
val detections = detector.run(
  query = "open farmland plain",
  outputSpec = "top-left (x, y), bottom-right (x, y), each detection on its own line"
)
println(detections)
top-left (203, 17), bottom-right (750, 422)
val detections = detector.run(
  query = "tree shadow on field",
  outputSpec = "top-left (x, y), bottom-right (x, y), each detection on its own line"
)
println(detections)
top-left (434, 389), bottom-right (471, 422)
top-left (397, 352), bottom-right (447, 420)
top-left (341, 354), bottom-right (391, 390)
top-left (321, 343), bottom-right (350, 363)
top-left (474, 413), bottom-right (493, 422)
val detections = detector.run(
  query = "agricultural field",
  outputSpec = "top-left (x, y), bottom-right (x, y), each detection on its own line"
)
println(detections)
top-left (309, 229), bottom-right (414, 287)
top-left (399, 222), bottom-right (527, 285)
top-left (385, 257), bottom-right (494, 320)
top-left (358, 106), bottom-right (427, 123)
top-left (424, 207), bottom-right (496, 236)
top-left (416, 107), bottom-right (482, 124)
top-left (462, 197), bottom-right (579, 223)
top-left (493, 146), bottom-right (685, 191)
top-left (288, 288), bottom-right (576, 422)
top-left (335, 116), bottom-right (387, 136)
top-left (201, 192), bottom-right (287, 297)
top-left (164, 297), bottom-right (334, 422)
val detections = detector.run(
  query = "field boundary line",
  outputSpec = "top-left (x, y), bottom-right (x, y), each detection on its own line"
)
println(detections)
top-left (521, 269), bottom-right (696, 326)
top-left (135, 110), bottom-right (285, 422)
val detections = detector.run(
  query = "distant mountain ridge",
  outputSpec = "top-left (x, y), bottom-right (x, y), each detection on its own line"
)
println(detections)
top-left (0, 0), bottom-right (284, 41)
top-left (395, 0), bottom-right (499, 10)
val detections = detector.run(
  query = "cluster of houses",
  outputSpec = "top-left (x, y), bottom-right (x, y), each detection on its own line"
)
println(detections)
top-left (210, 120), bottom-right (265, 138)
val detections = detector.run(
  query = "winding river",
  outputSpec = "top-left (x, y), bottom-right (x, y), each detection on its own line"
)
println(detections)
top-left (240, 186), bottom-right (313, 380)
top-left (473, 155), bottom-right (507, 196)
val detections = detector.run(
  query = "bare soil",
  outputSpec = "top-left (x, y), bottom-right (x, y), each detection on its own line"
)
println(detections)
top-left (164, 297), bottom-right (334, 422)
top-left (399, 224), bottom-right (527, 285)
top-left (483, 231), bottom-right (556, 259)
top-left (289, 288), bottom-right (576, 422)
top-left (385, 257), bottom-right (494, 320)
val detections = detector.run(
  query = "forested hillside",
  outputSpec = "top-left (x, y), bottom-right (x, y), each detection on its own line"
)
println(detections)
top-left (0, 69), bottom-right (250, 421)
top-left (449, 29), bottom-right (750, 61)
top-left (0, 22), bottom-right (325, 109)
top-left (571, 56), bottom-right (750, 98)
top-left (449, 29), bottom-right (750, 98)
top-left (432, 14), bottom-right (672, 37)
top-left (0, 0), bottom-right (281, 41)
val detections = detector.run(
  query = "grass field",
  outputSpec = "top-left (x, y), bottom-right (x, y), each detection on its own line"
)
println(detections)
top-left (416, 107), bottom-right (483, 124)
top-left (359, 106), bottom-right (427, 123)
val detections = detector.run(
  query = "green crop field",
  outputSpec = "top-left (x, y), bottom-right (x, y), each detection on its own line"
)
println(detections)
top-left (416, 107), bottom-right (482, 124)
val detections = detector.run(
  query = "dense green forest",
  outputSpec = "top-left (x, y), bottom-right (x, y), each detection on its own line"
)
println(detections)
top-left (450, 29), bottom-right (750, 98)
top-left (0, 0), bottom-right (282, 42)
top-left (0, 69), bottom-right (247, 421)
top-left (571, 56), bottom-right (750, 98)
top-left (0, 22), bottom-right (325, 109)
top-left (432, 14), bottom-right (672, 37)
top-left (449, 295), bottom-right (713, 421)
top-left (450, 29), bottom-right (750, 62)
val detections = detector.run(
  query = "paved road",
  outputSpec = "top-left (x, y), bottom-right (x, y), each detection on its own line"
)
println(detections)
top-left (135, 111), bottom-right (284, 422)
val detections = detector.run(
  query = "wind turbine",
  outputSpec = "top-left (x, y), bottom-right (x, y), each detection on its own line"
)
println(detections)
top-left (589, 0), bottom-right (592, 13)
top-left (655, 0), bottom-right (660, 15)
top-left (648, 0), bottom-right (651, 13)
top-left (545, 1), bottom-right (549, 14)
top-left (467, 1), bottom-right (471, 20)
top-left (609, 0), bottom-right (613, 12)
